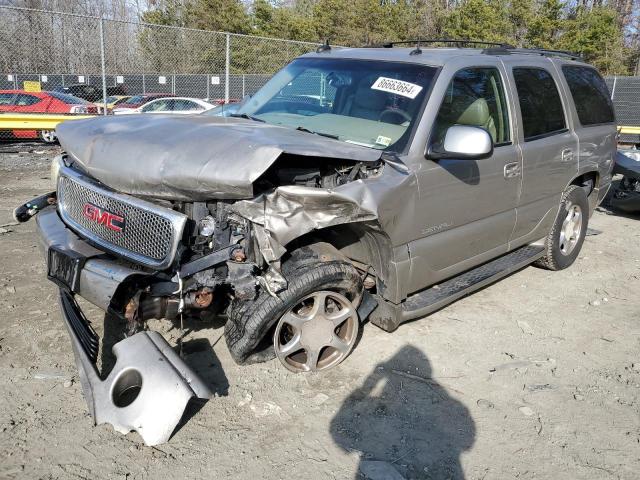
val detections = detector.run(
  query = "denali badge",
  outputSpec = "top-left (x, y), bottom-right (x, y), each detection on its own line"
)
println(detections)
top-left (82, 202), bottom-right (125, 232)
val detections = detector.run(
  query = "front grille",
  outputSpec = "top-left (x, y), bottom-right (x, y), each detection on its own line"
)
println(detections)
top-left (57, 165), bottom-right (187, 269)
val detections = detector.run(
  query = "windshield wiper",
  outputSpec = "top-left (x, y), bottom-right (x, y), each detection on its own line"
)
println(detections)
top-left (230, 113), bottom-right (265, 123)
top-left (295, 126), bottom-right (340, 140)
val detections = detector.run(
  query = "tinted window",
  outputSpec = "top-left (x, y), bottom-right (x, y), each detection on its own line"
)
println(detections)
top-left (15, 94), bottom-right (41, 106)
top-left (433, 67), bottom-right (511, 145)
top-left (173, 99), bottom-right (202, 110)
top-left (47, 91), bottom-right (90, 104)
top-left (141, 99), bottom-right (169, 112)
top-left (0, 93), bottom-right (15, 105)
top-left (124, 95), bottom-right (145, 104)
top-left (562, 66), bottom-right (614, 125)
top-left (513, 68), bottom-right (566, 141)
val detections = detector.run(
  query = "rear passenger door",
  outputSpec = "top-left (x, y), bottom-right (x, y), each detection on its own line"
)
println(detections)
top-left (507, 63), bottom-right (579, 244)
top-left (559, 65), bottom-right (617, 197)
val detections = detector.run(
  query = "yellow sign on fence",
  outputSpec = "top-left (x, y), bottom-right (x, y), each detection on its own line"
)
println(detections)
top-left (23, 81), bottom-right (41, 92)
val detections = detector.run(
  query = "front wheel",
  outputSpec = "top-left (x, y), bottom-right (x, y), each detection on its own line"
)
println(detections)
top-left (225, 246), bottom-right (363, 371)
top-left (535, 185), bottom-right (589, 270)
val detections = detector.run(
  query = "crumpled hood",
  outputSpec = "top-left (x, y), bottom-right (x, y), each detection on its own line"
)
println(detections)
top-left (56, 114), bottom-right (382, 201)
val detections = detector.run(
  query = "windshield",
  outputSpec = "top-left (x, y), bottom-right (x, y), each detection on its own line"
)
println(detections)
top-left (124, 95), bottom-right (146, 104)
top-left (47, 91), bottom-right (91, 105)
top-left (238, 58), bottom-right (437, 152)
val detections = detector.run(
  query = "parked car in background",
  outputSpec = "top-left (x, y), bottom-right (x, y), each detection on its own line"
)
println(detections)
top-left (95, 95), bottom-right (130, 111)
top-left (0, 90), bottom-right (100, 143)
top-left (202, 102), bottom-right (240, 117)
top-left (114, 97), bottom-right (215, 115)
top-left (54, 84), bottom-right (126, 102)
top-left (111, 93), bottom-right (175, 114)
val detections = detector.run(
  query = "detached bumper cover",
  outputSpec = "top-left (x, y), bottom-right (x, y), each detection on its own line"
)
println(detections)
top-left (37, 205), bottom-right (212, 445)
top-left (59, 289), bottom-right (211, 446)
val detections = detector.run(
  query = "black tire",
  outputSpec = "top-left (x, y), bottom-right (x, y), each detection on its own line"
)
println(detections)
top-left (225, 246), bottom-right (363, 365)
top-left (535, 185), bottom-right (589, 271)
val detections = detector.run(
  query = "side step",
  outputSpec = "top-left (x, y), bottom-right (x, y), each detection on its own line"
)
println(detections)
top-left (399, 245), bottom-right (545, 324)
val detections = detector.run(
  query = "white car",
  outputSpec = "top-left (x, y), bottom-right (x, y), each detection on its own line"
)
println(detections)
top-left (113, 97), bottom-right (216, 115)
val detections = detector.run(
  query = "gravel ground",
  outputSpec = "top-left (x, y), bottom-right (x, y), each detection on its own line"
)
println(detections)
top-left (0, 144), bottom-right (639, 480)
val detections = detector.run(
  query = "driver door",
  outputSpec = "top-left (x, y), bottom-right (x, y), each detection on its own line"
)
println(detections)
top-left (407, 66), bottom-right (521, 294)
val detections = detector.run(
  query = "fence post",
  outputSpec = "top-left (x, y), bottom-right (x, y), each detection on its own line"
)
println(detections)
top-left (98, 17), bottom-right (108, 116)
top-left (225, 34), bottom-right (230, 103)
top-left (611, 76), bottom-right (617, 100)
top-left (242, 74), bottom-right (245, 98)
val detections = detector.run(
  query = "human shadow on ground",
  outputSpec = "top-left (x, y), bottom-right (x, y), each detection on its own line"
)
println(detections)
top-left (330, 345), bottom-right (475, 480)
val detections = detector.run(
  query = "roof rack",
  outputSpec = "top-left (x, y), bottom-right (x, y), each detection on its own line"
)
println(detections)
top-left (380, 39), bottom-right (515, 49)
top-left (488, 47), bottom-right (583, 60)
top-left (373, 39), bottom-right (583, 61)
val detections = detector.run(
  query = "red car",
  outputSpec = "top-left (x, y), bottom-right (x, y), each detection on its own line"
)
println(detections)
top-left (0, 90), bottom-right (100, 143)
top-left (112, 93), bottom-right (175, 114)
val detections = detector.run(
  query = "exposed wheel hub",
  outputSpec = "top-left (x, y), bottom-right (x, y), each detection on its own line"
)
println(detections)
top-left (273, 290), bottom-right (359, 373)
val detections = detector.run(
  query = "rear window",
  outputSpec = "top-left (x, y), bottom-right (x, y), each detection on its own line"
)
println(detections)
top-left (124, 95), bottom-right (145, 104)
top-left (513, 68), bottom-right (566, 141)
top-left (47, 91), bottom-right (90, 105)
top-left (562, 66), bottom-right (615, 126)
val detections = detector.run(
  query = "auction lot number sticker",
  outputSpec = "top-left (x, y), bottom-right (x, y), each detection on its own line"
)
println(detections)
top-left (371, 77), bottom-right (423, 99)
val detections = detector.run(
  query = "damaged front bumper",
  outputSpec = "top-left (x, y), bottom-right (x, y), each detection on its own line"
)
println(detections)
top-left (34, 205), bottom-right (212, 445)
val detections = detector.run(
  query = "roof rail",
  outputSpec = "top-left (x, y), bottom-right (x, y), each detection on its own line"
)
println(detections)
top-left (492, 47), bottom-right (583, 61)
top-left (379, 39), bottom-right (515, 49)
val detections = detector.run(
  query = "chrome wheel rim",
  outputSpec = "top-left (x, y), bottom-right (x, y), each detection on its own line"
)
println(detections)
top-left (40, 130), bottom-right (56, 143)
top-left (273, 290), bottom-right (359, 373)
top-left (559, 204), bottom-right (582, 256)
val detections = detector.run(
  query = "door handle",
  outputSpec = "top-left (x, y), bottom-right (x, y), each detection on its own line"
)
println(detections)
top-left (504, 162), bottom-right (520, 179)
top-left (561, 148), bottom-right (574, 162)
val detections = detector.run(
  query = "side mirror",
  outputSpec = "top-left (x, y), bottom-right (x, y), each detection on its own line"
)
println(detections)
top-left (428, 125), bottom-right (493, 160)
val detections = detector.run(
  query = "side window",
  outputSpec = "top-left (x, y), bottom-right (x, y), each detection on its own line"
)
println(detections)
top-left (562, 66), bottom-right (615, 126)
top-left (175, 100), bottom-right (201, 111)
top-left (15, 94), bottom-right (41, 106)
top-left (0, 93), bottom-right (16, 105)
top-left (142, 100), bottom-right (167, 112)
top-left (513, 68), bottom-right (566, 141)
top-left (432, 67), bottom-right (510, 146)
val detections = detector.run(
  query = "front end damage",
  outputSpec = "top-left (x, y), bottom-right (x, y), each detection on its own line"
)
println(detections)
top-left (19, 128), bottom-right (408, 442)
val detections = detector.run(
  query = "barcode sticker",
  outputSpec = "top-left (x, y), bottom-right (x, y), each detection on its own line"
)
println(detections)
top-left (371, 77), bottom-right (423, 99)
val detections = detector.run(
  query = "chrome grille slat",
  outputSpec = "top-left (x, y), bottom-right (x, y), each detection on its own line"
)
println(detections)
top-left (56, 163), bottom-right (187, 269)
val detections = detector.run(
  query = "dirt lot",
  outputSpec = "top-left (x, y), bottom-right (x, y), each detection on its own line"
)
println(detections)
top-left (0, 144), bottom-right (638, 480)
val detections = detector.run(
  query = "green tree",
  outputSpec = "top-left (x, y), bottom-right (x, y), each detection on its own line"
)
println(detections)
top-left (442, 0), bottom-right (513, 44)
top-left (560, 6), bottom-right (628, 74)
top-left (525, 0), bottom-right (565, 49)
top-left (185, 0), bottom-right (252, 33)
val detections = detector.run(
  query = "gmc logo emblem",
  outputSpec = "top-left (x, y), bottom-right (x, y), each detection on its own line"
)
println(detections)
top-left (82, 203), bottom-right (125, 232)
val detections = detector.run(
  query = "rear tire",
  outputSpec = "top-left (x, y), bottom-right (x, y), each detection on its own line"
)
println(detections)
top-left (535, 185), bottom-right (589, 271)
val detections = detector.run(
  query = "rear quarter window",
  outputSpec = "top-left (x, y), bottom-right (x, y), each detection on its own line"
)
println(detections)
top-left (562, 66), bottom-right (615, 126)
top-left (513, 67), bottom-right (566, 141)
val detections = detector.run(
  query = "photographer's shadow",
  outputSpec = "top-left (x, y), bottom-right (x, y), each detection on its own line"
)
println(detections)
top-left (331, 345), bottom-right (475, 480)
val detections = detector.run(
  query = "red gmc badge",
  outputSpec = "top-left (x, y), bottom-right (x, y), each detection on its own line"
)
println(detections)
top-left (82, 202), bottom-right (125, 232)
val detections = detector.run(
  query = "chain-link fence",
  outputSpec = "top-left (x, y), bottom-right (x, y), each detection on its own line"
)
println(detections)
top-left (0, 5), bottom-right (324, 141)
top-left (2, 5), bottom-right (640, 144)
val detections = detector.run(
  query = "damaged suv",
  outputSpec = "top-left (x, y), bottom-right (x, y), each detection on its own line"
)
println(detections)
top-left (17, 42), bottom-right (615, 442)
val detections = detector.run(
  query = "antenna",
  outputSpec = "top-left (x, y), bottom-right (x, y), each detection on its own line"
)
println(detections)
top-left (317, 39), bottom-right (331, 53)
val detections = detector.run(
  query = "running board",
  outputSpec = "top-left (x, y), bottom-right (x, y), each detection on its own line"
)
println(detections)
top-left (399, 245), bottom-right (545, 324)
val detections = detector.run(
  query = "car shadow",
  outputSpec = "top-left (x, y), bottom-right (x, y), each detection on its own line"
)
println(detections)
top-left (330, 345), bottom-right (475, 480)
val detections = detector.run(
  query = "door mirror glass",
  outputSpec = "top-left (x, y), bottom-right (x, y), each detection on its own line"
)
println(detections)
top-left (428, 125), bottom-right (493, 160)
